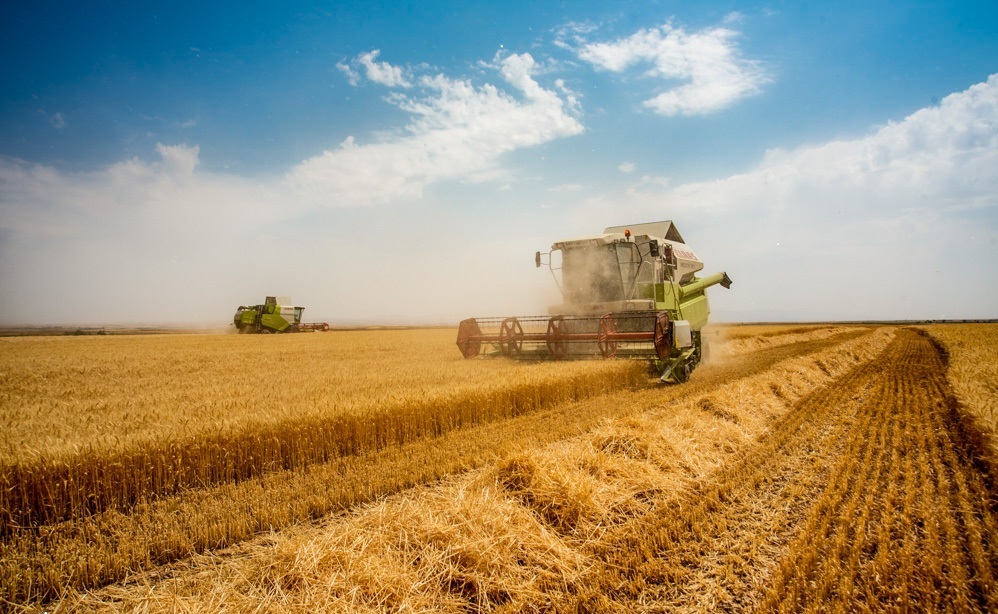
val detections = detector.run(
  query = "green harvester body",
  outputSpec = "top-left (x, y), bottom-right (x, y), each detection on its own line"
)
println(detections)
top-left (456, 221), bottom-right (732, 383)
top-left (233, 296), bottom-right (304, 333)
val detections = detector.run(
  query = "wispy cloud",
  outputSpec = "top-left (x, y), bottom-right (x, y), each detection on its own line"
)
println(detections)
top-left (335, 60), bottom-right (360, 86)
top-left (0, 47), bottom-right (590, 323)
top-left (661, 74), bottom-right (998, 216)
top-left (563, 20), bottom-right (769, 116)
top-left (548, 183), bottom-right (584, 193)
top-left (288, 51), bottom-right (584, 206)
top-left (48, 112), bottom-right (66, 129)
top-left (356, 50), bottom-right (412, 88)
top-left (1, 43), bottom-right (993, 324)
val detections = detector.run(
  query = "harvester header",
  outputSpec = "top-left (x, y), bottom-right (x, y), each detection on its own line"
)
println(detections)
top-left (456, 220), bottom-right (731, 382)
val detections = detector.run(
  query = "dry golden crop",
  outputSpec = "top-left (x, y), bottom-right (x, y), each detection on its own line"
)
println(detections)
top-left (0, 330), bottom-right (648, 534)
top-left (51, 326), bottom-right (908, 611)
top-left (920, 323), bottom-right (998, 454)
top-left (15, 322), bottom-right (993, 613)
top-left (0, 324), bottom-right (860, 606)
top-left (45, 325), bottom-right (998, 613)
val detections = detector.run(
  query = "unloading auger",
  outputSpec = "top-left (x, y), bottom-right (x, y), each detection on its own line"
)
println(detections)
top-left (456, 221), bottom-right (732, 382)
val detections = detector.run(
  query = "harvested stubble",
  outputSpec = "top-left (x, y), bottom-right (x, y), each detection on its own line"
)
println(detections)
top-left (0, 330), bottom-right (647, 534)
top-left (585, 329), bottom-right (998, 612)
top-left (57, 327), bottom-right (900, 611)
top-left (2, 325), bottom-right (869, 605)
top-left (758, 329), bottom-right (998, 611)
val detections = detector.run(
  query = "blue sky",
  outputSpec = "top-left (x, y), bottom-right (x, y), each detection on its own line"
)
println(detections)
top-left (0, 1), bottom-right (996, 325)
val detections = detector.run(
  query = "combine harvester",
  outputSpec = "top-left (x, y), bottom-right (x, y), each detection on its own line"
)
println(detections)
top-left (233, 296), bottom-right (330, 333)
top-left (456, 221), bottom-right (731, 382)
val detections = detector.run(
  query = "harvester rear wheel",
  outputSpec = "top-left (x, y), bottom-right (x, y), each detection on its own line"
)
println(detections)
top-left (597, 314), bottom-right (619, 358)
top-left (498, 317), bottom-right (524, 357)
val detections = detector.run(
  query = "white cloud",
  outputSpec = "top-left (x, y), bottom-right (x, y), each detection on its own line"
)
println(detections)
top-left (336, 60), bottom-right (360, 86)
top-left (664, 74), bottom-right (998, 216)
top-left (356, 50), bottom-right (412, 88)
top-left (618, 161), bottom-right (636, 173)
top-left (0, 50), bottom-right (588, 324)
top-left (48, 112), bottom-right (66, 129)
top-left (722, 12), bottom-right (744, 25)
top-left (155, 143), bottom-right (200, 177)
top-left (552, 21), bottom-right (600, 51)
top-left (0, 144), bottom-right (282, 239)
top-left (289, 52), bottom-right (584, 206)
top-left (596, 74), bottom-right (998, 320)
top-left (2, 45), bottom-right (994, 325)
top-left (569, 21), bottom-right (769, 116)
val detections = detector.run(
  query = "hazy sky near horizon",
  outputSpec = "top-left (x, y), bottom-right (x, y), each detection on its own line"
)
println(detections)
top-left (1, 1), bottom-right (996, 325)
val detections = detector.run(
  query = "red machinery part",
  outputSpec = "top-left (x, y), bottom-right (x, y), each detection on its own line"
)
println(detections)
top-left (597, 313), bottom-right (619, 358)
top-left (653, 311), bottom-right (671, 359)
top-left (456, 311), bottom-right (673, 361)
top-left (299, 323), bottom-right (331, 332)
top-left (456, 318), bottom-right (484, 358)
top-left (545, 315), bottom-right (567, 359)
top-left (498, 317), bottom-right (525, 357)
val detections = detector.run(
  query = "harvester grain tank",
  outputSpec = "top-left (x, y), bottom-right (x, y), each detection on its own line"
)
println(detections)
top-left (456, 221), bottom-right (731, 382)
top-left (233, 296), bottom-right (330, 333)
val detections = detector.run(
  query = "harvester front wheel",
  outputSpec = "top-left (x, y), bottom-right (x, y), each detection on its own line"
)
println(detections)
top-left (674, 361), bottom-right (692, 383)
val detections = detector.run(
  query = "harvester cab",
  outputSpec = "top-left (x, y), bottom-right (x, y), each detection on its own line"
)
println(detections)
top-left (457, 220), bottom-right (732, 383)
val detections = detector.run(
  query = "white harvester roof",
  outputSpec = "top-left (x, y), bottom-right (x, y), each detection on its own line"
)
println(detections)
top-left (603, 220), bottom-right (685, 244)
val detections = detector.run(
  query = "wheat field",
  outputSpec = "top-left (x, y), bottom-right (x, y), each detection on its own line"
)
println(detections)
top-left (2, 323), bottom-right (996, 611)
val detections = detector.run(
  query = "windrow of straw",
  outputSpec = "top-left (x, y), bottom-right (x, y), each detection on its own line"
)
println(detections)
top-left (706, 324), bottom-right (854, 362)
top-left (55, 328), bottom-right (897, 610)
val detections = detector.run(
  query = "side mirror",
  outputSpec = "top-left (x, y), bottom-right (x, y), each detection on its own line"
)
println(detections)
top-left (648, 240), bottom-right (659, 257)
top-left (535, 251), bottom-right (542, 268)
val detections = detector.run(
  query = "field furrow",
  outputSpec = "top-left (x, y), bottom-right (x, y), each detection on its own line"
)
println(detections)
top-left (571, 330), bottom-right (891, 611)
top-left (561, 329), bottom-right (997, 613)
top-left (761, 330), bottom-right (998, 612)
